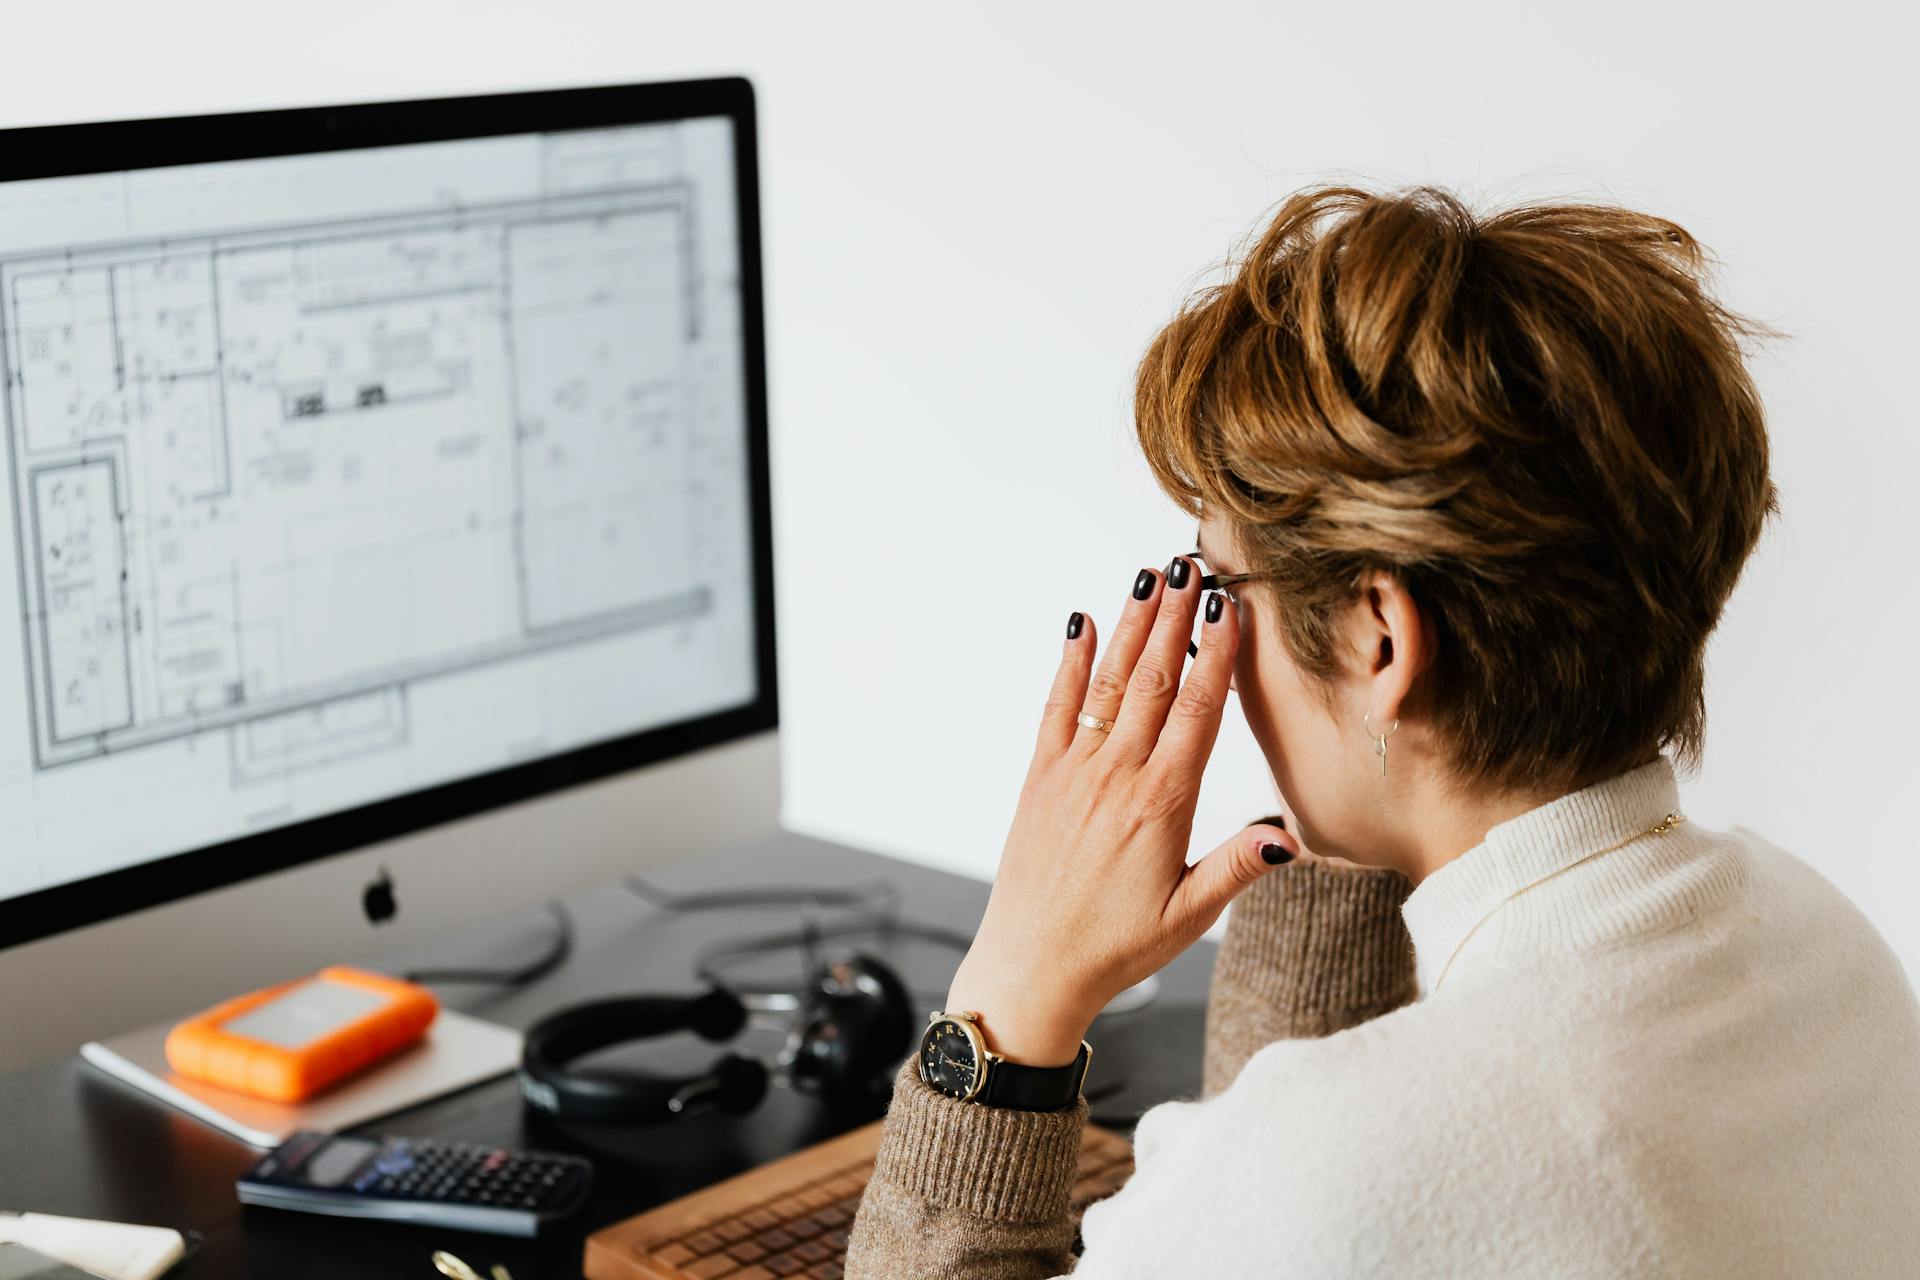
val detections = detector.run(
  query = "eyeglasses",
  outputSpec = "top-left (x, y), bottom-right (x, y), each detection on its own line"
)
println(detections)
top-left (1182, 548), bottom-right (1271, 658)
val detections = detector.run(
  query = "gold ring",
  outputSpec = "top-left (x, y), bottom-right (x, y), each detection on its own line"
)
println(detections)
top-left (1076, 712), bottom-right (1114, 733)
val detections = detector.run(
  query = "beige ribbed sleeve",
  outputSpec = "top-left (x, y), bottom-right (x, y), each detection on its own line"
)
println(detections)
top-left (1203, 859), bottom-right (1416, 1096)
top-left (841, 1058), bottom-right (1089, 1280)
top-left (843, 859), bottom-right (1416, 1279)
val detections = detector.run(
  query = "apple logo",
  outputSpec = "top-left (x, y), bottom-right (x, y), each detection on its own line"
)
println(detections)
top-left (362, 868), bottom-right (397, 926)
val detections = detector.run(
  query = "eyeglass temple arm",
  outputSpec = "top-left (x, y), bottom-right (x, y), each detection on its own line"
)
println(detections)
top-left (1187, 565), bottom-right (1255, 658)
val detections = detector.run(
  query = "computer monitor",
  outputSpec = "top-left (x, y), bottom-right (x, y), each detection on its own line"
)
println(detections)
top-left (0, 79), bottom-right (780, 1067)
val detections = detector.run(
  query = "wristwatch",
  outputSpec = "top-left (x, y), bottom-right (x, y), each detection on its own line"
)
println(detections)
top-left (917, 1010), bottom-right (1091, 1112)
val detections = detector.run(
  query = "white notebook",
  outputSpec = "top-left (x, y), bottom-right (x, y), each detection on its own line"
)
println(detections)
top-left (80, 1007), bottom-right (523, 1148)
top-left (0, 1214), bottom-right (184, 1280)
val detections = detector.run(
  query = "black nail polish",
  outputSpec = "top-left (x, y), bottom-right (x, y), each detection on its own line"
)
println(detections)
top-left (1132, 569), bottom-right (1156, 600)
top-left (1261, 843), bottom-right (1294, 866)
top-left (1066, 611), bottom-right (1084, 639)
top-left (1205, 591), bottom-right (1224, 624)
top-left (1166, 557), bottom-right (1191, 590)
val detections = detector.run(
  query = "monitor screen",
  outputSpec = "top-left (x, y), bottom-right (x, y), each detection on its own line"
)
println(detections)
top-left (0, 84), bottom-right (773, 942)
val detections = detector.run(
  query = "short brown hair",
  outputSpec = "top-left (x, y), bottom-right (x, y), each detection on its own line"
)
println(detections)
top-left (1135, 185), bottom-right (1777, 794)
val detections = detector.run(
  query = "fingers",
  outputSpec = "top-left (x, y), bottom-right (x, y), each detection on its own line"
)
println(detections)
top-left (1071, 567), bottom-right (1165, 751)
top-left (1148, 587), bottom-right (1240, 778)
top-left (1105, 557), bottom-right (1205, 761)
top-left (1035, 611), bottom-right (1097, 760)
top-left (1171, 822), bottom-right (1300, 932)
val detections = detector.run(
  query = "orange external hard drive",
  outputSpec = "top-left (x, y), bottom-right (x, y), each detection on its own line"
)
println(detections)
top-left (164, 965), bottom-right (438, 1103)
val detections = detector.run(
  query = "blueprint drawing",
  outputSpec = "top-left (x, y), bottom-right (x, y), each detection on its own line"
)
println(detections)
top-left (2, 184), bottom-right (712, 772)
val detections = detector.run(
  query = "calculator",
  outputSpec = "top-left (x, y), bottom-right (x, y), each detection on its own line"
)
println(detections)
top-left (237, 1131), bottom-right (594, 1237)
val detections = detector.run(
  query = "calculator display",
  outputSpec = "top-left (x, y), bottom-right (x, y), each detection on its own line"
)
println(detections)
top-left (301, 1137), bottom-right (380, 1187)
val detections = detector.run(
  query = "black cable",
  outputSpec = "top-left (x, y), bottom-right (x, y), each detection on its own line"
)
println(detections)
top-left (399, 877), bottom-right (926, 990)
top-left (866, 910), bottom-right (976, 956)
top-left (627, 874), bottom-right (1140, 1105)
top-left (402, 900), bottom-right (575, 987)
top-left (692, 911), bottom-right (975, 993)
top-left (625, 874), bottom-right (901, 915)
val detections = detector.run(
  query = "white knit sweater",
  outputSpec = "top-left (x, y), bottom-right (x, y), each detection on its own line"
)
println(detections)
top-left (1074, 756), bottom-right (1920, 1277)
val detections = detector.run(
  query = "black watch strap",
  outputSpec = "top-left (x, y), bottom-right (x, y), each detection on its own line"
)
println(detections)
top-left (981, 1042), bottom-right (1091, 1113)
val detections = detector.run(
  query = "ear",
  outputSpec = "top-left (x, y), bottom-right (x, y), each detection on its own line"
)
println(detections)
top-left (1356, 571), bottom-right (1433, 724)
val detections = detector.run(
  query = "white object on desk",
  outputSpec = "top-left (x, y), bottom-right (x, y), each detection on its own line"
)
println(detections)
top-left (79, 1008), bottom-right (523, 1148)
top-left (0, 1213), bottom-right (184, 1280)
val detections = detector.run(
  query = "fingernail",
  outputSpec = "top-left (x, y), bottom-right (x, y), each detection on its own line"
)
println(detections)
top-left (1205, 591), bottom-right (1224, 624)
top-left (1132, 569), bottom-right (1156, 600)
top-left (1261, 843), bottom-right (1294, 866)
top-left (1066, 611), bottom-right (1084, 639)
top-left (1165, 557), bottom-right (1191, 590)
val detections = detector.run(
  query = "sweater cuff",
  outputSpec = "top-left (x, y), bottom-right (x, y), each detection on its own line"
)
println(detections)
top-left (1213, 859), bottom-right (1415, 1029)
top-left (869, 1057), bottom-right (1088, 1224)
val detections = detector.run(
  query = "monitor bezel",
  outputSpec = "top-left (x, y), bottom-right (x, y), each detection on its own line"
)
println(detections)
top-left (0, 77), bottom-right (778, 949)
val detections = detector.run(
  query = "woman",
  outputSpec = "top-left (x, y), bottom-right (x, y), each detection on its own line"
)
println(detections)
top-left (843, 186), bottom-right (1920, 1277)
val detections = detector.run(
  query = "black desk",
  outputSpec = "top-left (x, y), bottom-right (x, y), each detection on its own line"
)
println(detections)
top-left (0, 832), bottom-right (1214, 1279)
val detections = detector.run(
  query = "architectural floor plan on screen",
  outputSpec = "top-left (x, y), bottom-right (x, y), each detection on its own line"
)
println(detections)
top-left (3, 183), bottom-right (714, 779)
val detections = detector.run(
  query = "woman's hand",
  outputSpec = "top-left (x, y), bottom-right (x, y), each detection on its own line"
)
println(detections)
top-left (944, 558), bottom-right (1300, 1067)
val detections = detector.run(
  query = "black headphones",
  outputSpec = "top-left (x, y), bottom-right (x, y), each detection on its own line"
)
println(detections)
top-left (517, 951), bottom-right (915, 1123)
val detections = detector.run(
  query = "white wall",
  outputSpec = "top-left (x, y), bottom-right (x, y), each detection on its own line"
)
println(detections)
top-left (5, 2), bottom-right (1915, 978)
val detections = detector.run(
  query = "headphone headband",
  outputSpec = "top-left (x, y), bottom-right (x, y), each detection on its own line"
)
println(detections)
top-left (516, 954), bottom-right (915, 1125)
top-left (519, 989), bottom-right (764, 1122)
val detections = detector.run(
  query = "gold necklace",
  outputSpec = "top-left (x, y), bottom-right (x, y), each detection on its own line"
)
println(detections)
top-left (1430, 811), bottom-right (1686, 993)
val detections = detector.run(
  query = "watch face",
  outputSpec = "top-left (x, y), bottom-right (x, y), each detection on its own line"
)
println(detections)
top-left (919, 1018), bottom-right (982, 1100)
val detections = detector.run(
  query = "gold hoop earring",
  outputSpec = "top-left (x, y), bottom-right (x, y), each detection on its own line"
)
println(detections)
top-left (1363, 710), bottom-right (1399, 779)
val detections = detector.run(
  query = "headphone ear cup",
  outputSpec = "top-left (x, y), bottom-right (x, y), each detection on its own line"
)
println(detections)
top-left (787, 953), bottom-right (915, 1106)
top-left (844, 952), bottom-right (915, 1068)
top-left (709, 1053), bottom-right (770, 1115)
